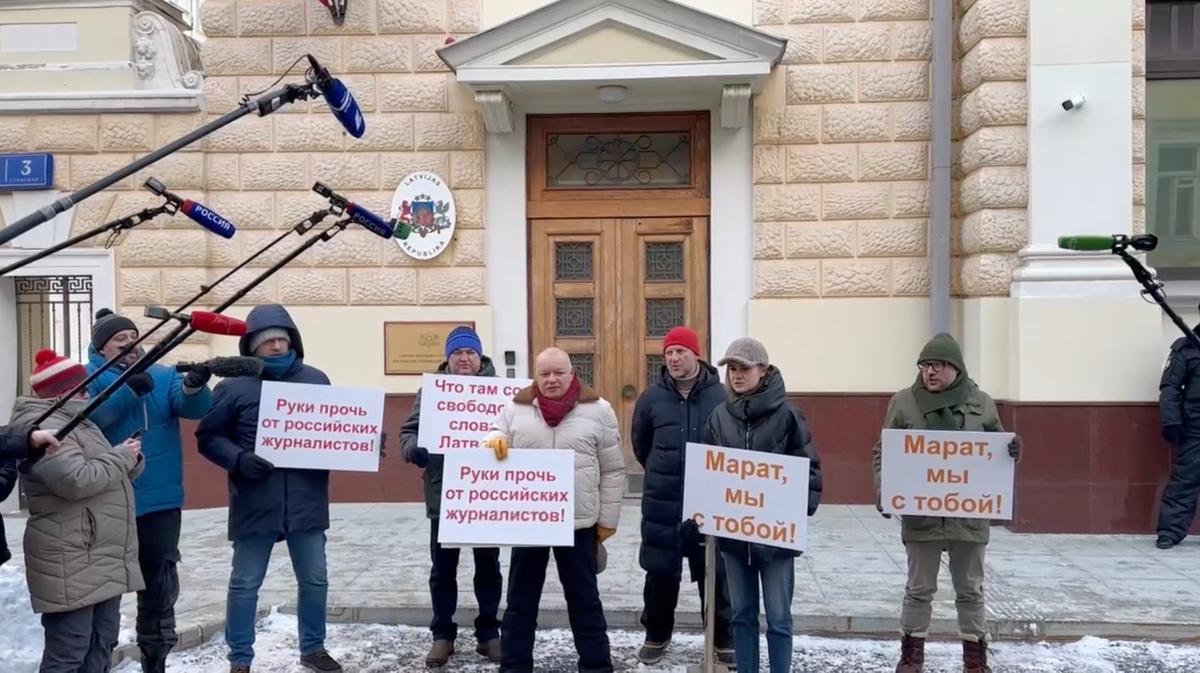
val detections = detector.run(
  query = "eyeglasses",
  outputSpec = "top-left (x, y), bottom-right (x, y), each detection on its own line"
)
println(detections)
top-left (917, 361), bottom-right (950, 373)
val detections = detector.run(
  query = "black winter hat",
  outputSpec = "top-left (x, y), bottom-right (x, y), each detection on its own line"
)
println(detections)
top-left (91, 308), bottom-right (138, 350)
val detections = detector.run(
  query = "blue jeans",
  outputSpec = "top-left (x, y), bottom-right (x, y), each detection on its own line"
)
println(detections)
top-left (720, 552), bottom-right (794, 673)
top-left (225, 529), bottom-right (328, 666)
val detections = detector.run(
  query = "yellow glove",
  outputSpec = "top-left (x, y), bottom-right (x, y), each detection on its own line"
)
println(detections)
top-left (596, 526), bottom-right (616, 543)
top-left (483, 436), bottom-right (509, 461)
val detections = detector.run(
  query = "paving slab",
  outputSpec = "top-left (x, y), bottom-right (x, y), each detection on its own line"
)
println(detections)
top-left (7, 501), bottom-right (1200, 667)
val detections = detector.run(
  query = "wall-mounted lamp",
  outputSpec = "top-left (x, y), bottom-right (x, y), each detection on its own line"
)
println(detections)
top-left (597, 85), bottom-right (627, 104)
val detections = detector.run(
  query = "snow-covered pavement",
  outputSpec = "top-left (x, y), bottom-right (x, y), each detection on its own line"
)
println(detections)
top-left (101, 611), bottom-right (1200, 673)
top-left (6, 564), bottom-right (1200, 672)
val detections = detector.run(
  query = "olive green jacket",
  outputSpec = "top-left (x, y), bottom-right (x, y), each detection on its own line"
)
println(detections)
top-left (872, 382), bottom-right (1004, 544)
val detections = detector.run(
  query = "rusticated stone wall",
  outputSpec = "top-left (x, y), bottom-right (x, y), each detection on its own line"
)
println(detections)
top-left (752, 0), bottom-right (936, 298)
top-left (752, 0), bottom-right (1031, 298)
top-left (16, 0), bottom-right (488, 361)
top-left (955, 0), bottom-right (1027, 296)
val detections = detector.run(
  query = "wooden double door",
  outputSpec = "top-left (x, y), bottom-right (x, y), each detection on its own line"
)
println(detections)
top-left (530, 218), bottom-right (708, 486)
top-left (526, 113), bottom-right (711, 488)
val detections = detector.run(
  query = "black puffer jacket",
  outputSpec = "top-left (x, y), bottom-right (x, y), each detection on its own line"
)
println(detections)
top-left (0, 424), bottom-right (29, 566)
top-left (704, 366), bottom-right (822, 565)
top-left (633, 362), bottom-right (726, 576)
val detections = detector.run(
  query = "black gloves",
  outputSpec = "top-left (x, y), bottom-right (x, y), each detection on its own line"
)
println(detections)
top-left (183, 365), bottom-right (211, 393)
top-left (1008, 435), bottom-right (1022, 462)
top-left (678, 518), bottom-right (701, 547)
top-left (1164, 425), bottom-right (1184, 446)
top-left (127, 372), bottom-right (155, 397)
top-left (236, 452), bottom-right (274, 480)
top-left (407, 446), bottom-right (430, 468)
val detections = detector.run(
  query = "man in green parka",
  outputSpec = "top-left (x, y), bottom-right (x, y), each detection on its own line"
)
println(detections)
top-left (872, 333), bottom-right (1022, 673)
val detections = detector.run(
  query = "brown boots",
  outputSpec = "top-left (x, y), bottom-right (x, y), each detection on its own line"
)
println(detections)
top-left (425, 640), bottom-right (454, 667)
top-left (894, 634), bottom-right (925, 672)
top-left (963, 639), bottom-right (992, 673)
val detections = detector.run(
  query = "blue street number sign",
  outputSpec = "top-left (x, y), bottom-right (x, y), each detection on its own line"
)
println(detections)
top-left (0, 153), bottom-right (54, 190)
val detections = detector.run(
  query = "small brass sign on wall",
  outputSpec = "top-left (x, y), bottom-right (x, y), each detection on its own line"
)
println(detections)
top-left (383, 321), bottom-right (475, 375)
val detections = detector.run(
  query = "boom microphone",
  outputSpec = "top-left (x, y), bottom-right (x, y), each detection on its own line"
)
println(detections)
top-left (346, 203), bottom-right (395, 239)
top-left (1058, 234), bottom-right (1158, 252)
top-left (145, 306), bottom-right (247, 336)
top-left (182, 200), bottom-right (236, 239)
top-left (307, 54), bottom-right (365, 138)
top-left (175, 356), bottom-right (264, 378)
top-left (144, 178), bottom-right (237, 239)
top-left (311, 181), bottom-right (398, 239)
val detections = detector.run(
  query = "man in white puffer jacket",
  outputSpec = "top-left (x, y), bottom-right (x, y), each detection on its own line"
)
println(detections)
top-left (483, 347), bottom-right (626, 673)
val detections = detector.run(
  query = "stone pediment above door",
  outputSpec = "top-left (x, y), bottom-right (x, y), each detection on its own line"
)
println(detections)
top-left (436, 0), bottom-right (786, 131)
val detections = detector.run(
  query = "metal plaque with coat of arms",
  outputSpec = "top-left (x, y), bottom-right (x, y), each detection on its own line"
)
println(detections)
top-left (390, 171), bottom-right (456, 260)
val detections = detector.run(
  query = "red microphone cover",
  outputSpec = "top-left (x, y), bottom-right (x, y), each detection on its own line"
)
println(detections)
top-left (189, 311), bottom-right (247, 336)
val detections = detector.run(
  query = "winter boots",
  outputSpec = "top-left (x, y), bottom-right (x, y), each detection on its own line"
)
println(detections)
top-left (475, 638), bottom-right (502, 663)
top-left (425, 639), bottom-right (455, 667)
top-left (894, 634), bottom-right (925, 672)
top-left (962, 639), bottom-right (992, 673)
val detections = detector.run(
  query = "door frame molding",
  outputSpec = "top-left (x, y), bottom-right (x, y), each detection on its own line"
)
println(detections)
top-left (485, 101), bottom-right (752, 379)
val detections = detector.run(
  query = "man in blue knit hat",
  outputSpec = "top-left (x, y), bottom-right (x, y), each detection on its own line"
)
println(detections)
top-left (400, 325), bottom-right (504, 667)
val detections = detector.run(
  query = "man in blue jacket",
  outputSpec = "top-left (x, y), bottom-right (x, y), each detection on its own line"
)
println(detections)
top-left (85, 308), bottom-right (213, 673)
top-left (196, 304), bottom-right (342, 673)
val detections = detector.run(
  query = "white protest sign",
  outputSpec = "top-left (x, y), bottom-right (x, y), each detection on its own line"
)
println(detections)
top-left (416, 373), bottom-right (532, 453)
top-left (437, 448), bottom-right (575, 547)
top-left (254, 381), bottom-right (385, 472)
top-left (681, 442), bottom-right (810, 552)
top-left (880, 429), bottom-right (1016, 520)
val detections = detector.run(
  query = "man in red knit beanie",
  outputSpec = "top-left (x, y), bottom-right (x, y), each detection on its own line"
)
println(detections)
top-left (631, 326), bottom-right (734, 665)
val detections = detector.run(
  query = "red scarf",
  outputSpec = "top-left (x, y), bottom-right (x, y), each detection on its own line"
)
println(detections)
top-left (536, 374), bottom-right (582, 427)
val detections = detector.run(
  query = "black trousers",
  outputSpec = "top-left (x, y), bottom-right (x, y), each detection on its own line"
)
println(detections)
top-left (500, 527), bottom-right (612, 673)
top-left (135, 508), bottom-right (181, 664)
top-left (429, 517), bottom-right (502, 643)
top-left (640, 544), bottom-right (733, 648)
top-left (1158, 434), bottom-right (1200, 542)
top-left (40, 595), bottom-right (122, 673)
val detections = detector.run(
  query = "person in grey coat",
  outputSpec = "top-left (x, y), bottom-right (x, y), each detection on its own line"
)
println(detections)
top-left (399, 326), bottom-right (503, 667)
top-left (8, 348), bottom-right (144, 673)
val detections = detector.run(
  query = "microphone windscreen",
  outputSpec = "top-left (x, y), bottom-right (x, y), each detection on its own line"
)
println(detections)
top-left (1057, 235), bottom-right (1115, 251)
top-left (347, 203), bottom-right (395, 238)
top-left (323, 78), bottom-right (365, 138)
top-left (205, 356), bottom-right (265, 378)
top-left (190, 311), bottom-right (247, 336)
top-left (182, 200), bottom-right (237, 239)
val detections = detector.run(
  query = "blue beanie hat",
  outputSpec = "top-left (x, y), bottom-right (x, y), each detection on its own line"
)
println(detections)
top-left (445, 325), bottom-right (482, 359)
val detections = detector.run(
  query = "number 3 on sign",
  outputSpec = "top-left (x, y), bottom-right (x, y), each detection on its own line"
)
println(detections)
top-left (20, 160), bottom-right (31, 176)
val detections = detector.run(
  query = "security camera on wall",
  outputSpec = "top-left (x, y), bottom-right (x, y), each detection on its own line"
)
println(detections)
top-left (1061, 95), bottom-right (1086, 111)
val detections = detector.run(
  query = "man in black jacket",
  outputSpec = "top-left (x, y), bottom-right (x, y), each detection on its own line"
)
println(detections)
top-left (196, 305), bottom-right (342, 673)
top-left (1157, 307), bottom-right (1200, 549)
top-left (400, 326), bottom-right (503, 667)
top-left (0, 425), bottom-right (59, 566)
top-left (631, 326), bottom-right (733, 666)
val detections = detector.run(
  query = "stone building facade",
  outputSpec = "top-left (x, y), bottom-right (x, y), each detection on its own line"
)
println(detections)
top-left (0, 0), bottom-right (1191, 533)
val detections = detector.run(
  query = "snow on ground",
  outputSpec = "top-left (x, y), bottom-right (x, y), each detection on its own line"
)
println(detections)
top-left (0, 564), bottom-right (42, 673)
top-left (6, 562), bottom-right (1200, 672)
top-left (98, 611), bottom-right (1200, 673)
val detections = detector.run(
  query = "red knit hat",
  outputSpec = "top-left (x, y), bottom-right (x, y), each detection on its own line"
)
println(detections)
top-left (663, 326), bottom-right (701, 356)
top-left (29, 348), bottom-right (88, 399)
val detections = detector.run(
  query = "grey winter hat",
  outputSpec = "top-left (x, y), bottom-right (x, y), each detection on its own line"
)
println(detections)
top-left (91, 308), bottom-right (138, 350)
top-left (248, 327), bottom-right (291, 353)
top-left (718, 337), bottom-right (769, 368)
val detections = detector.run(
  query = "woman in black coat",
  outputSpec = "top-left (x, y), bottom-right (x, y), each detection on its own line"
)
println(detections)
top-left (0, 424), bottom-right (60, 566)
top-left (704, 338), bottom-right (822, 673)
